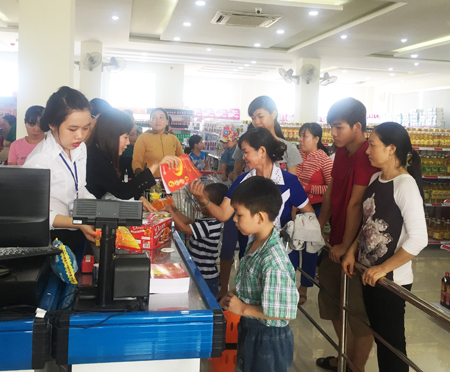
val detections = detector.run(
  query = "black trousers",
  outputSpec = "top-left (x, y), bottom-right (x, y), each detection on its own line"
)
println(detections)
top-left (362, 283), bottom-right (412, 372)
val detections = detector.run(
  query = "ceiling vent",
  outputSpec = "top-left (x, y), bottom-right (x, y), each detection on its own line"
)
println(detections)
top-left (211, 11), bottom-right (281, 28)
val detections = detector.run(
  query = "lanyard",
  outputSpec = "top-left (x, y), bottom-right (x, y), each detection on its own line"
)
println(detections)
top-left (59, 153), bottom-right (79, 197)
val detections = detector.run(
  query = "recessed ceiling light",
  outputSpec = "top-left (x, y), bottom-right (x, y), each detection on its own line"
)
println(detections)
top-left (277, 30), bottom-right (285, 34)
top-left (195, 1), bottom-right (205, 5)
top-left (245, 64), bottom-right (249, 67)
top-left (239, 67), bottom-right (244, 69)
top-left (340, 35), bottom-right (348, 40)
top-left (206, 48), bottom-right (212, 51)
top-left (401, 38), bottom-right (407, 43)
top-left (390, 73), bottom-right (395, 76)
top-left (414, 62), bottom-right (419, 66)
top-left (112, 16), bottom-right (119, 21)
top-left (183, 22), bottom-right (191, 27)
top-left (254, 43), bottom-right (261, 47)
top-left (173, 37), bottom-right (180, 41)
top-left (411, 54), bottom-right (418, 58)
top-left (309, 11), bottom-right (319, 16)
top-left (342, 70), bottom-right (347, 73)
top-left (251, 61), bottom-right (256, 64)
top-left (389, 67), bottom-right (393, 71)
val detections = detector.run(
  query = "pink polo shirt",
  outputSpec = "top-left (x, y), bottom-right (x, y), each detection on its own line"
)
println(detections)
top-left (8, 137), bottom-right (41, 165)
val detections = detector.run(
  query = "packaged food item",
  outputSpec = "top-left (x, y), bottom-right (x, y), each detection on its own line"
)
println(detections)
top-left (129, 213), bottom-right (172, 250)
top-left (50, 238), bottom-right (78, 284)
top-left (94, 226), bottom-right (141, 251)
top-left (151, 195), bottom-right (174, 211)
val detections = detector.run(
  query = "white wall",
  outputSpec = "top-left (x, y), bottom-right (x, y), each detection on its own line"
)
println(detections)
top-left (101, 61), bottom-right (184, 108)
top-left (183, 75), bottom-right (295, 120)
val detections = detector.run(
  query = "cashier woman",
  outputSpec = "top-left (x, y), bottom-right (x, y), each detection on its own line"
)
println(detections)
top-left (85, 108), bottom-right (179, 209)
top-left (24, 86), bottom-right (97, 253)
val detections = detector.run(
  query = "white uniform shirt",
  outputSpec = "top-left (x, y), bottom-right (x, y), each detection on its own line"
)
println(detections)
top-left (24, 131), bottom-right (95, 229)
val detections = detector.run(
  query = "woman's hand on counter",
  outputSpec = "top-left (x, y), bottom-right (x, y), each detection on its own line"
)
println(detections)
top-left (140, 196), bottom-right (156, 212)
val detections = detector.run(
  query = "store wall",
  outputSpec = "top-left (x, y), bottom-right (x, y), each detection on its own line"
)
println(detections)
top-left (183, 75), bottom-right (295, 120)
top-left (372, 73), bottom-right (450, 127)
top-left (101, 61), bottom-right (184, 108)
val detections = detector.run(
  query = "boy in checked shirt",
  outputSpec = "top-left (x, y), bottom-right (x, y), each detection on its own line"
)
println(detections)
top-left (220, 176), bottom-right (299, 372)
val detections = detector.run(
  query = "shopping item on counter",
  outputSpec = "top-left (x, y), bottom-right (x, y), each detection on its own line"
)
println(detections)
top-left (94, 226), bottom-right (142, 251)
top-left (129, 213), bottom-right (172, 250)
top-left (150, 262), bottom-right (190, 293)
top-left (151, 195), bottom-right (174, 211)
top-left (160, 154), bottom-right (202, 194)
top-left (50, 238), bottom-right (78, 284)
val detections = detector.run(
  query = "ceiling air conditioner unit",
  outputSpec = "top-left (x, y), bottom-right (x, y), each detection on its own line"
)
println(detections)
top-left (211, 11), bottom-right (282, 28)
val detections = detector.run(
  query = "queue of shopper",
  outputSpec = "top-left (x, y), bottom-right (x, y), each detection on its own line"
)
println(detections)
top-left (3, 90), bottom-right (427, 372)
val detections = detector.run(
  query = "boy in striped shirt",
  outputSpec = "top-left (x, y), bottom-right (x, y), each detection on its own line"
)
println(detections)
top-left (220, 176), bottom-right (299, 372)
top-left (163, 183), bottom-right (228, 297)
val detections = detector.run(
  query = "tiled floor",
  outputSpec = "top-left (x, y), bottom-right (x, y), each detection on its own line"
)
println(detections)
top-left (208, 246), bottom-right (450, 372)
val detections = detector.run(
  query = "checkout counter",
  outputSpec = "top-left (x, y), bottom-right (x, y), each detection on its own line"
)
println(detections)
top-left (0, 231), bottom-right (225, 372)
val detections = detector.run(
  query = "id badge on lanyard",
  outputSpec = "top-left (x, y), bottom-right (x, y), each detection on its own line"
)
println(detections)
top-left (60, 153), bottom-right (79, 216)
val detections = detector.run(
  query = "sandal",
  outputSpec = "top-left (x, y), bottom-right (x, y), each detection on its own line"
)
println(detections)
top-left (316, 357), bottom-right (352, 372)
top-left (316, 356), bottom-right (337, 371)
top-left (298, 294), bottom-right (307, 305)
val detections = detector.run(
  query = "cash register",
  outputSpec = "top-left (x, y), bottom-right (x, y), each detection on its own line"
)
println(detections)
top-left (0, 166), bottom-right (61, 307)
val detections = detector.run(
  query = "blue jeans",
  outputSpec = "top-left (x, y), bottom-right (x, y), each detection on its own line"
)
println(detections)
top-left (236, 317), bottom-right (294, 372)
top-left (205, 277), bottom-right (219, 298)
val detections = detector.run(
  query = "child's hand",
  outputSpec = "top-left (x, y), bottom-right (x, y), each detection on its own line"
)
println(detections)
top-left (190, 179), bottom-right (208, 205)
top-left (161, 200), bottom-right (174, 213)
top-left (220, 291), bottom-right (246, 316)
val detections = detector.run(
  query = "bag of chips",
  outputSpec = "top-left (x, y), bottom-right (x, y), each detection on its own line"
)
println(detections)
top-left (50, 239), bottom-right (78, 284)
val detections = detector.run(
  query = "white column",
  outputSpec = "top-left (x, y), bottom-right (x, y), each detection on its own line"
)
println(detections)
top-left (294, 58), bottom-right (321, 123)
top-left (79, 40), bottom-right (103, 100)
top-left (17, 0), bottom-right (75, 139)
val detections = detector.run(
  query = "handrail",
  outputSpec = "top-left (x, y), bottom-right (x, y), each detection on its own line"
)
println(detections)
top-left (293, 244), bottom-right (450, 372)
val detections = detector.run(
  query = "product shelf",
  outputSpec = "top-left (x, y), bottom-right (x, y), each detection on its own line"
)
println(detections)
top-left (425, 203), bottom-right (450, 207)
top-left (413, 147), bottom-right (450, 151)
top-left (423, 176), bottom-right (450, 179)
top-left (428, 239), bottom-right (450, 245)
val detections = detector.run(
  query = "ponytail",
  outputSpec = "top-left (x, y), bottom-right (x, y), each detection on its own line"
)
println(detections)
top-left (274, 119), bottom-right (285, 139)
top-left (407, 149), bottom-right (424, 201)
top-left (318, 141), bottom-right (329, 155)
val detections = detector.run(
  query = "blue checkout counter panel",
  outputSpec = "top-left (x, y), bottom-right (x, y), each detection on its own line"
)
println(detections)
top-left (53, 232), bottom-right (225, 366)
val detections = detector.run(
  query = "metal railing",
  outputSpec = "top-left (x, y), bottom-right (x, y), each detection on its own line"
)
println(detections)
top-left (295, 245), bottom-right (450, 372)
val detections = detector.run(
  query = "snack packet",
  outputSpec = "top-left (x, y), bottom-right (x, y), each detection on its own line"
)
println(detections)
top-left (50, 239), bottom-right (78, 284)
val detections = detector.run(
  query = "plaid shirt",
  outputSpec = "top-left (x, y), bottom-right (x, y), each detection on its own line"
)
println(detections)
top-left (235, 227), bottom-right (299, 327)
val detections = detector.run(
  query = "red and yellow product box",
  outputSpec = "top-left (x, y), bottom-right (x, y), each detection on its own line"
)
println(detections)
top-left (129, 214), bottom-right (172, 250)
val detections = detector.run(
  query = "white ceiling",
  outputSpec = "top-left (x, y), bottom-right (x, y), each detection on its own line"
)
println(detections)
top-left (0, 0), bottom-right (449, 84)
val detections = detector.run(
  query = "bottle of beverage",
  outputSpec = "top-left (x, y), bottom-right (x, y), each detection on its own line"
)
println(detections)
top-left (442, 272), bottom-right (450, 308)
top-left (428, 217), bottom-right (436, 238)
top-left (433, 219), bottom-right (443, 241)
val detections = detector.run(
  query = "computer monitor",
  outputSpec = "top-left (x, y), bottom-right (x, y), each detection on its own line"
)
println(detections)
top-left (0, 166), bottom-right (51, 247)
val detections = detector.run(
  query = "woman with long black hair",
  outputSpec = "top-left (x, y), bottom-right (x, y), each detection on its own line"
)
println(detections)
top-left (86, 108), bottom-right (179, 210)
top-left (342, 122), bottom-right (427, 372)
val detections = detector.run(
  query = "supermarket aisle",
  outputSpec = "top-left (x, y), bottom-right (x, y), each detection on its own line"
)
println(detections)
top-left (206, 247), bottom-right (450, 372)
